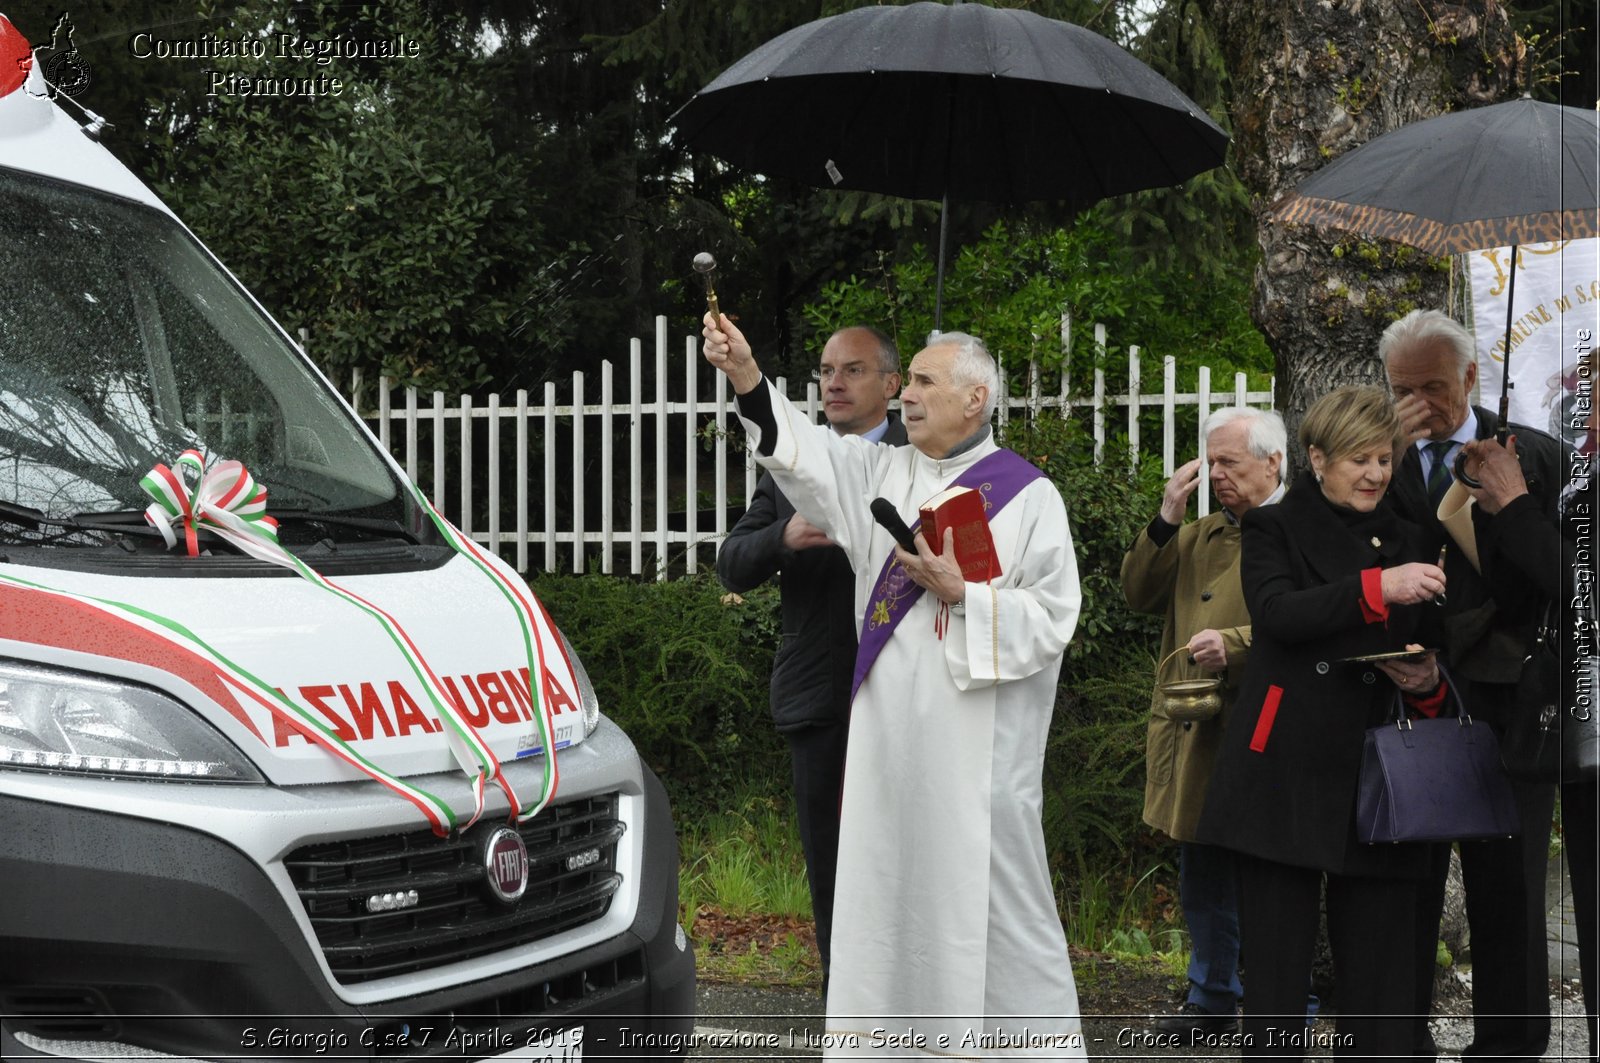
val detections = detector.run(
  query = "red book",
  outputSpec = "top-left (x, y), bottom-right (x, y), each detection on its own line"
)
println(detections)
top-left (919, 486), bottom-right (1001, 582)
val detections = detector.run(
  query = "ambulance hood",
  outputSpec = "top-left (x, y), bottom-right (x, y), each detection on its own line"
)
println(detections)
top-left (0, 554), bottom-right (590, 787)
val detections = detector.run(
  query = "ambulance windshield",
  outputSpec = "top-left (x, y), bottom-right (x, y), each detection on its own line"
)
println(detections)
top-left (0, 169), bottom-right (423, 542)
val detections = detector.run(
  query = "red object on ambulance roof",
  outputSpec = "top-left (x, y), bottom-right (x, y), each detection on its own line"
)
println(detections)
top-left (1, 14), bottom-right (33, 99)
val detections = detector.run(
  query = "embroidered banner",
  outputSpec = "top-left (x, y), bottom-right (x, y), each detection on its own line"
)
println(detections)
top-left (1468, 239), bottom-right (1599, 434)
top-left (851, 449), bottom-right (1043, 700)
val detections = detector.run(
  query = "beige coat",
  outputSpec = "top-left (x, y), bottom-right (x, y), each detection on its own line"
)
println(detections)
top-left (1121, 512), bottom-right (1252, 842)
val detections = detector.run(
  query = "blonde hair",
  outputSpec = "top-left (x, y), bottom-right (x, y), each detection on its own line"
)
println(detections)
top-left (1298, 385), bottom-right (1406, 464)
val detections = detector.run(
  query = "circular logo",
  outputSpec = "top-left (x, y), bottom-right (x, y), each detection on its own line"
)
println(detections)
top-left (482, 827), bottom-right (529, 904)
top-left (44, 51), bottom-right (91, 98)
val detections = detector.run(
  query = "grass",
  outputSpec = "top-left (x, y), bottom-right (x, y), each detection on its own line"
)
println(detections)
top-left (700, 845), bottom-right (764, 918)
top-left (678, 789), bottom-right (820, 985)
top-left (1062, 863), bottom-right (1182, 956)
top-left (679, 790), bottom-right (812, 919)
top-left (1058, 864), bottom-right (1188, 1002)
top-left (676, 785), bottom-right (1190, 988)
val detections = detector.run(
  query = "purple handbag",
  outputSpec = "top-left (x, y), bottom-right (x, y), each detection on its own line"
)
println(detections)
top-left (1356, 670), bottom-right (1521, 844)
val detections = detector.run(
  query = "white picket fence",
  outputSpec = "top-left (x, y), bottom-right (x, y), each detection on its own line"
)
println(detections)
top-left (348, 315), bottom-right (1275, 577)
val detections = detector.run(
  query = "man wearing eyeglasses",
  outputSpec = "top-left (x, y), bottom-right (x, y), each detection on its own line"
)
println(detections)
top-left (715, 325), bottom-right (903, 993)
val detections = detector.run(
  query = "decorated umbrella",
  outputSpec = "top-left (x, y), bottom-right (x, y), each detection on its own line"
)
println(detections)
top-left (671, 0), bottom-right (1228, 330)
top-left (1270, 98), bottom-right (1600, 441)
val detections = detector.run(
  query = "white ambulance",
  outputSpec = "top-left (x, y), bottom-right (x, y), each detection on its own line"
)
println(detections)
top-left (0, 17), bottom-right (692, 1061)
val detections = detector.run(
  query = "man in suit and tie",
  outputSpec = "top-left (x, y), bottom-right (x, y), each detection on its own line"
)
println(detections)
top-left (1380, 308), bottom-right (1567, 1061)
top-left (715, 325), bottom-right (905, 992)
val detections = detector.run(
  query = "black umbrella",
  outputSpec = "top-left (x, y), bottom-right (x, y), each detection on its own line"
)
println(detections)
top-left (1270, 98), bottom-right (1600, 442)
top-left (1272, 99), bottom-right (1598, 255)
top-left (672, 1), bottom-right (1228, 330)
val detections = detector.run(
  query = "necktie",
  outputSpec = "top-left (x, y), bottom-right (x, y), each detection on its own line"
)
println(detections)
top-left (1425, 440), bottom-right (1454, 507)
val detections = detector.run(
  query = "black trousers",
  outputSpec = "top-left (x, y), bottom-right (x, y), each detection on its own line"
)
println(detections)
top-left (1412, 776), bottom-right (1556, 1060)
top-left (1236, 852), bottom-right (1416, 1060)
top-left (1562, 778), bottom-right (1599, 1062)
top-left (784, 719), bottom-right (849, 982)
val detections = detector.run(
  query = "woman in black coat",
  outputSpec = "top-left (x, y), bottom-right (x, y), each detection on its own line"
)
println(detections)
top-left (1197, 386), bottom-right (1448, 1059)
top-left (1458, 375), bottom-right (1595, 1060)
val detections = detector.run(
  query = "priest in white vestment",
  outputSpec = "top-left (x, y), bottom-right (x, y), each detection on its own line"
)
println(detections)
top-left (704, 315), bottom-right (1087, 1061)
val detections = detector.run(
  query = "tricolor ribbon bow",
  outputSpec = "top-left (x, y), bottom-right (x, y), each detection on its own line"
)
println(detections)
top-left (141, 450), bottom-right (283, 562)
top-left (133, 450), bottom-right (550, 835)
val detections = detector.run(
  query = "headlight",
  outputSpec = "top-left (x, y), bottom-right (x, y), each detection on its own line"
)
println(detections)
top-left (557, 632), bottom-right (601, 737)
top-left (0, 660), bottom-right (264, 782)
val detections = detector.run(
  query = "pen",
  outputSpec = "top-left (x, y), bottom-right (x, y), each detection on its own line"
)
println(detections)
top-left (1434, 543), bottom-right (1448, 606)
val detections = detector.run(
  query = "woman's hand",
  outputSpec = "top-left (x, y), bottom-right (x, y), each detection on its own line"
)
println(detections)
top-left (1380, 562), bottom-right (1446, 605)
top-left (1375, 645), bottom-right (1440, 694)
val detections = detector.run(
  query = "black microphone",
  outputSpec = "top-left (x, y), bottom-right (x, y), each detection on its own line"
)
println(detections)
top-left (870, 497), bottom-right (918, 553)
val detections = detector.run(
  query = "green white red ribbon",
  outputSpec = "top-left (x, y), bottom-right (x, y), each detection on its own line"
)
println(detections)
top-left (142, 449), bottom-right (281, 559)
top-left (126, 451), bottom-right (560, 833)
top-left (405, 479), bottom-right (561, 822)
top-left (0, 567), bottom-right (461, 834)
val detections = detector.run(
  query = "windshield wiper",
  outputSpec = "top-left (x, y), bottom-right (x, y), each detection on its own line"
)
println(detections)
top-left (0, 502), bottom-right (113, 548)
top-left (0, 500), bottom-right (51, 529)
top-left (2, 501), bottom-right (101, 536)
top-left (68, 508), bottom-right (418, 548)
top-left (270, 510), bottom-right (419, 544)
top-left (67, 509), bottom-right (168, 540)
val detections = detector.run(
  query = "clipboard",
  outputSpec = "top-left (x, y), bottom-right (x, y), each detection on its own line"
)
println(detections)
top-left (1337, 648), bottom-right (1438, 664)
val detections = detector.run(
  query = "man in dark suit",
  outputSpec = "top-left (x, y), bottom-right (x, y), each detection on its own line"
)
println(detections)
top-left (1380, 308), bottom-right (1567, 1061)
top-left (715, 325), bottom-right (904, 990)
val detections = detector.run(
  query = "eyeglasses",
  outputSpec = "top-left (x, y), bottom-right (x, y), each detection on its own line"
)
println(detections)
top-left (812, 365), bottom-right (893, 383)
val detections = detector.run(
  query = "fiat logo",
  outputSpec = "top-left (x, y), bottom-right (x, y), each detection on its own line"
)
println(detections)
top-left (482, 827), bottom-right (529, 904)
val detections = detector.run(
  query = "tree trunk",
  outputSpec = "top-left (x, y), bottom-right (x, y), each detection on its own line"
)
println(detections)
top-left (1193, 0), bottom-right (1527, 462)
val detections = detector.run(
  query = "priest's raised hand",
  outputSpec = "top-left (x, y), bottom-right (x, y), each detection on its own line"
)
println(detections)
top-left (701, 311), bottom-right (762, 395)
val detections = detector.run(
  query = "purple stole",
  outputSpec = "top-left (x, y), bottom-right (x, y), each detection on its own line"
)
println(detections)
top-left (850, 448), bottom-right (1044, 701)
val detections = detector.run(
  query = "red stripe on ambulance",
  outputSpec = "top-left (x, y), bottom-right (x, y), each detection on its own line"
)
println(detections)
top-left (0, 582), bottom-right (264, 741)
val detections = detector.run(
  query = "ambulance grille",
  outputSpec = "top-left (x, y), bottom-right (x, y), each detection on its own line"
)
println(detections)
top-left (284, 793), bottom-right (624, 984)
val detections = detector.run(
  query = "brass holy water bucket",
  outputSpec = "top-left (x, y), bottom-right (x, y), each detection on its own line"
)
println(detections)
top-left (1156, 647), bottom-right (1223, 722)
